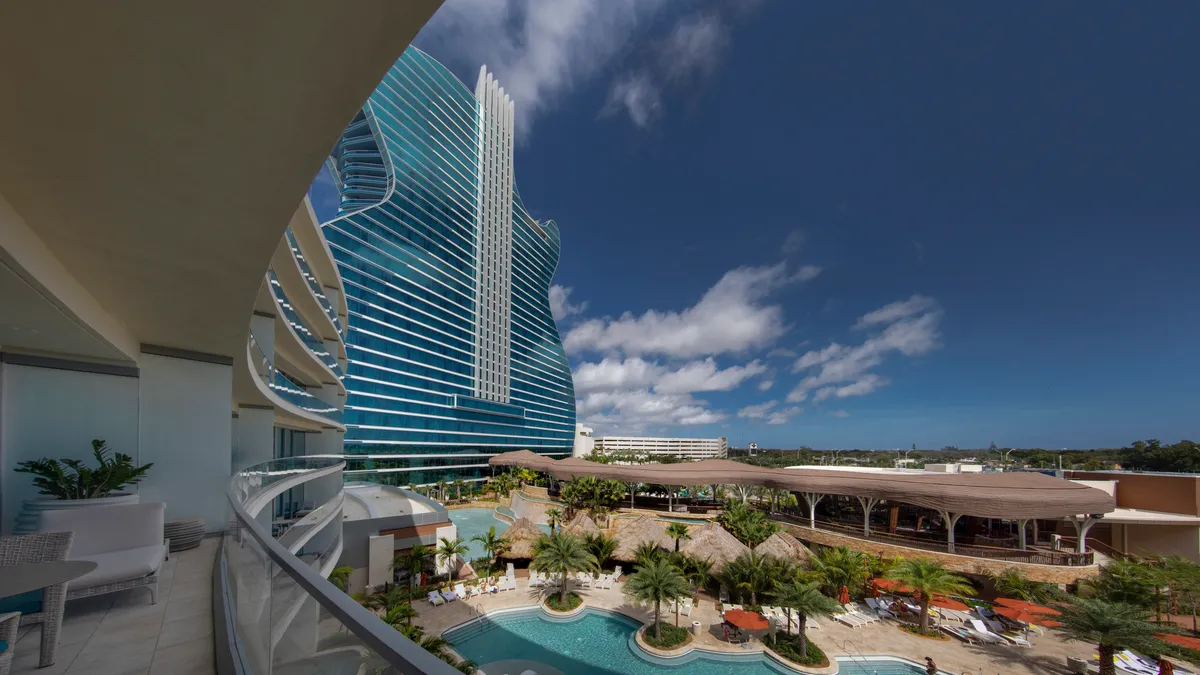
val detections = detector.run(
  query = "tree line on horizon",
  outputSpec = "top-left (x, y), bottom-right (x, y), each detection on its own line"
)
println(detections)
top-left (728, 439), bottom-right (1200, 474)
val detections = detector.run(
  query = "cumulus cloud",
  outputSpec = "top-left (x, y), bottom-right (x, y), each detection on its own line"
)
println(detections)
top-left (788, 297), bottom-right (942, 403)
top-left (417, 0), bottom-right (674, 136)
top-left (655, 358), bottom-right (766, 395)
top-left (564, 263), bottom-right (819, 358)
top-left (549, 285), bottom-right (587, 322)
top-left (757, 379), bottom-right (774, 391)
top-left (661, 12), bottom-right (728, 80)
top-left (572, 357), bottom-right (661, 393)
top-left (578, 390), bottom-right (724, 429)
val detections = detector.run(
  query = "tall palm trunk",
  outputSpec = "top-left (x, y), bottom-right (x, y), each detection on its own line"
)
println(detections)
top-left (1098, 643), bottom-right (1115, 675)
top-left (654, 601), bottom-right (662, 639)
top-left (797, 613), bottom-right (809, 657)
top-left (560, 572), bottom-right (568, 605)
top-left (918, 597), bottom-right (931, 633)
top-left (784, 608), bottom-right (792, 635)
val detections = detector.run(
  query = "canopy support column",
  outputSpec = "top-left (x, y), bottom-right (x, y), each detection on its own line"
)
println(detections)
top-left (668, 489), bottom-right (673, 514)
top-left (856, 496), bottom-right (880, 536)
top-left (938, 510), bottom-right (963, 554)
top-left (1017, 519), bottom-right (1029, 551)
top-left (630, 482), bottom-right (636, 510)
top-left (1068, 515), bottom-right (1100, 553)
top-left (800, 492), bottom-right (825, 528)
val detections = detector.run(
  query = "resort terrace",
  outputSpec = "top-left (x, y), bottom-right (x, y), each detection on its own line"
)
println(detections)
top-left (489, 451), bottom-right (1116, 578)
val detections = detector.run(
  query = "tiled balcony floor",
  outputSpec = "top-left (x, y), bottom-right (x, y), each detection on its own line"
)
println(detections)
top-left (10, 536), bottom-right (218, 675)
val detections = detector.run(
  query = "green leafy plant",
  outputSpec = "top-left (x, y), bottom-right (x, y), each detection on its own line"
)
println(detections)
top-left (16, 439), bottom-right (153, 499)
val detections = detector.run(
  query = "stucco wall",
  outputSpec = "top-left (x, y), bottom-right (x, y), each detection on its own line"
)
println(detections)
top-left (778, 521), bottom-right (1099, 584)
top-left (1066, 471), bottom-right (1200, 516)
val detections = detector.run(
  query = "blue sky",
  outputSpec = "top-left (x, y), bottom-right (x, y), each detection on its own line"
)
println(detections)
top-left (315, 1), bottom-right (1200, 450)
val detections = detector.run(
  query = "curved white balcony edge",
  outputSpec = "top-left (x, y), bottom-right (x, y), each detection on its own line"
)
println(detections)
top-left (246, 341), bottom-right (346, 431)
top-left (235, 457), bottom-right (345, 519)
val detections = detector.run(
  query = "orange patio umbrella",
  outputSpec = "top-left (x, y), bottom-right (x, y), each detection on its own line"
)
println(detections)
top-left (993, 598), bottom-right (1061, 615)
top-left (724, 609), bottom-right (770, 631)
top-left (994, 605), bottom-right (1061, 627)
top-left (838, 585), bottom-right (851, 605)
top-left (928, 595), bottom-right (969, 611)
top-left (1158, 633), bottom-right (1200, 651)
top-left (872, 578), bottom-right (913, 594)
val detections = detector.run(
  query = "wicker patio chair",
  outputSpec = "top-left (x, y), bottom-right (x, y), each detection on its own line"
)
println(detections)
top-left (0, 532), bottom-right (73, 668)
top-left (0, 611), bottom-right (19, 675)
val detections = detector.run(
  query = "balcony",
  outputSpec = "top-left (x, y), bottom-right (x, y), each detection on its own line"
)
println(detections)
top-left (267, 271), bottom-right (344, 379)
top-left (247, 331), bottom-right (343, 427)
top-left (220, 458), bottom-right (457, 674)
top-left (283, 227), bottom-right (344, 337)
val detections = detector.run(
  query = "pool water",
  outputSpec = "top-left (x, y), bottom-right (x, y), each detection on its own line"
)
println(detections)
top-left (446, 607), bottom-right (930, 675)
top-left (448, 508), bottom-right (548, 561)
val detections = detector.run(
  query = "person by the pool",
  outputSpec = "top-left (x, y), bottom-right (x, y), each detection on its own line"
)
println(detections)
top-left (925, 656), bottom-right (938, 674)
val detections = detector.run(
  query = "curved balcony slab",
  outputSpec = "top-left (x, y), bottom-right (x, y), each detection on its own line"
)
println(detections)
top-left (247, 334), bottom-right (344, 430)
top-left (278, 492), bottom-right (345, 554)
top-left (233, 456), bottom-right (344, 519)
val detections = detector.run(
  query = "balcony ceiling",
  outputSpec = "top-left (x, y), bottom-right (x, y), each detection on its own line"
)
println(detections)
top-left (0, 0), bottom-right (441, 359)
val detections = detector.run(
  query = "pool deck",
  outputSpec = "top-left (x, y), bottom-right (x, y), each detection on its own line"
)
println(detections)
top-left (417, 574), bottom-right (1107, 674)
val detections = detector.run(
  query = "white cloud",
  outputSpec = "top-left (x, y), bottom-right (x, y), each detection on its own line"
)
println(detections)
top-left (737, 400), bottom-right (801, 425)
top-left (767, 348), bottom-right (798, 359)
top-left (661, 13), bottom-right (728, 80)
top-left (572, 357), bottom-right (661, 393)
top-left (757, 379), bottom-right (774, 392)
top-left (788, 298), bottom-right (942, 403)
top-left (564, 263), bottom-right (818, 358)
top-left (828, 409), bottom-right (852, 419)
top-left (853, 294), bottom-right (938, 329)
top-left (782, 229), bottom-right (806, 254)
top-left (417, 0), bottom-right (674, 136)
top-left (655, 358), bottom-right (766, 395)
top-left (549, 285), bottom-right (587, 322)
top-left (579, 390), bottom-right (724, 429)
top-left (600, 73), bottom-right (663, 129)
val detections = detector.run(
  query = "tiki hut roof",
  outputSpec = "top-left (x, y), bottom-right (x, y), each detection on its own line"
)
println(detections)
top-left (680, 522), bottom-right (750, 573)
top-left (562, 512), bottom-right (601, 536)
top-left (613, 516), bottom-right (673, 562)
top-left (487, 450), bottom-right (1114, 519)
top-left (754, 531), bottom-right (811, 563)
top-left (499, 517), bottom-right (544, 559)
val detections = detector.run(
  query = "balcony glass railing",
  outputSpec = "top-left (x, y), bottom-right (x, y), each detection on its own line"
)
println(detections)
top-left (277, 490), bottom-right (344, 553)
top-left (283, 227), bottom-right (344, 336)
top-left (267, 271), bottom-right (344, 378)
top-left (248, 332), bottom-right (343, 425)
top-left (222, 459), bottom-right (457, 674)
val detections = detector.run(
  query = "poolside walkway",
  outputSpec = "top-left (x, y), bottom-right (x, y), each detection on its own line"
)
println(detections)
top-left (418, 575), bottom-right (1102, 674)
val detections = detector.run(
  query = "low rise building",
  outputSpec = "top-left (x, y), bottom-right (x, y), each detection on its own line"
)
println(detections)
top-left (592, 435), bottom-right (728, 461)
top-left (1063, 470), bottom-right (1200, 562)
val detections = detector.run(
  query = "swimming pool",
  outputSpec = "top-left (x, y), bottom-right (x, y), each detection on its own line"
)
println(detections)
top-left (446, 607), bottom-right (932, 674)
top-left (448, 508), bottom-right (548, 560)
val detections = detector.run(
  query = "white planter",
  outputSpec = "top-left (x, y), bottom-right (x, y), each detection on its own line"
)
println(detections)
top-left (15, 493), bottom-right (139, 534)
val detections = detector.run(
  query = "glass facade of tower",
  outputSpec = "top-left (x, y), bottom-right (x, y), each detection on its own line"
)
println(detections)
top-left (321, 48), bottom-right (576, 486)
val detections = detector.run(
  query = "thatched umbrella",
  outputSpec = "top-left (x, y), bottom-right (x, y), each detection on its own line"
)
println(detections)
top-left (499, 517), bottom-right (545, 559)
top-left (679, 522), bottom-right (750, 573)
top-left (613, 516), bottom-right (673, 562)
top-left (562, 512), bottom-right (600, 536)
top-left (754, 531), bottom-right (811, 563)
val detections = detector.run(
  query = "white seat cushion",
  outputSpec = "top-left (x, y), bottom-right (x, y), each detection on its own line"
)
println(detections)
top-left (70, 545), bottom-right (166, 590)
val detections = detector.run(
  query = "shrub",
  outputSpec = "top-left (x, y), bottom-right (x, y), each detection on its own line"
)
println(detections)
top-left (16, 440), bottom-right (153, 499)
top-left (765, 633), bottom-right (827, 666)
top-left (899, 623), bottom-right (949, 640)
top-left (642, 622), bottom-right (689, 649)
top-left (545, 591), bottom-right (582, 612)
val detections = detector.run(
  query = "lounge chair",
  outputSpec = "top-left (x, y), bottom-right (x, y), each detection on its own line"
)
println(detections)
top-left (427, 591), bottom-right (446, 606)
top-left (596, 574), bottom-right (613, 589)
top-left (454, 583), bottom-right (468, 598)
top-left (865, 598), bottom-right (897, 619)
top-left (968, 619), bottom-right (1024, 645)
top-left (440, 588), bottom-right (458, 602)
top-left (940, 624), bottom-right (979, 644)
top-left (833, 612), bottom-right (867, 628)
top-left (806, 617), bottom-right (821, 631)
top-left (679, 598), bottom-right (693, 617)
top-left (844, 603), bottom-right (879, 624)
top-left (1115, 650), bottom-right (1163, 675)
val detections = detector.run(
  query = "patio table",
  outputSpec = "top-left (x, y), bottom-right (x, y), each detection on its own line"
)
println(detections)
top-left (0, 560), bottom-right (97, 598)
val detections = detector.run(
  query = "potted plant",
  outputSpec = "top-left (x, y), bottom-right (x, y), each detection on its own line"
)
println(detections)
top-left (13, 439), bottom-right (153, 532)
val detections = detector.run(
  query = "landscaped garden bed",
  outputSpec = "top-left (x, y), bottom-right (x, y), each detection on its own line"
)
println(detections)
top-left (764, 633), bottom-right (829, 668)
top-left (545, 591), bottom-right (583, 612)
top-left (641, 622), bottom-right (691, 649)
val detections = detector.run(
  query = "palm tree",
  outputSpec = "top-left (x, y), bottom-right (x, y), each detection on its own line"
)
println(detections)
top-left (885, 558), bottom-right (974, 633)
top-left (382, 603), bottom-right (417, 628)
top-left (396, 623), bottom-right (454, 661)
top-left (437, 536), bottom-right (470, 582)
top-left (328, 566), bottom-right (354, 592)
top-left (436, 479), bottom-right (449, 502)
top-left (1085, 559), bottom-right (1157, 608)
top-left (993, 568), bottom-right (1054, 603)
top-left (397, 545), bottom-right (433, 590)
top-left (624, 557), bottom-right (691, 639)
top-left (449, 657), bottom-right (478, 675)
top-left (742, 521), bottom-right (781, 548)
top-left (472, 526), bottom-right (508, 573)
top-left (544, 508), bottom-right (564, 533)
top-left (1055, 598), bottom-right (1158, 675)
top-left (723, 550), bottom-right (777, 605)
top-left (666, 523), bottom-right (691, 552)
top-left (633, 541), bottom-right (664, 567)
top-left (583, 532), bottom-right (617, 571)
top-left (453, 479), bottom-right (466, 502)
top-left (352, 591), bottom-right (387, 612)
top-left (683, 555), bottom-right (714, 598)
top-left (774, 580), bottom-right (842, 655)
top-left (809, 546), bottom-right (869, 598)
top-left (531, 531), bottom-right (598, 605)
